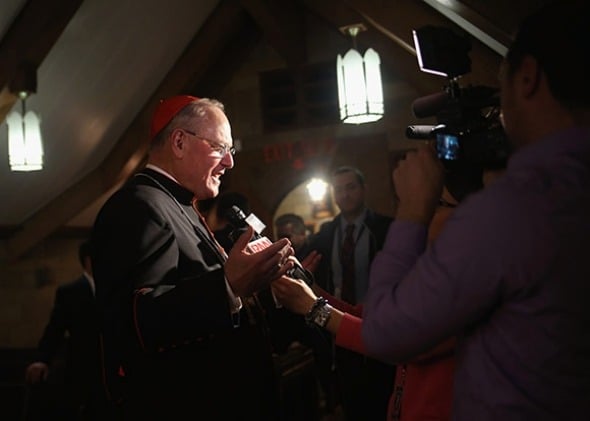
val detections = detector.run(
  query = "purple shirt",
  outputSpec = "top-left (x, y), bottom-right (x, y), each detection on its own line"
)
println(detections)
top-left (362, 127), bottom-right (590, 420)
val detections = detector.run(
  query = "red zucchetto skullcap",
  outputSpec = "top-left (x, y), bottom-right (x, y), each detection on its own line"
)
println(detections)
top-left (150, 95), bottom-right (199, 139)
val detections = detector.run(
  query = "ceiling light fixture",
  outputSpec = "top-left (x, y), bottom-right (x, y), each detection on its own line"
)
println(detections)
top-left (336, 23), bottom-right (384, 124)
top-left (6, 62), bottom-right (43, 171)
top-left (306, 178), bottom-right (328, 202)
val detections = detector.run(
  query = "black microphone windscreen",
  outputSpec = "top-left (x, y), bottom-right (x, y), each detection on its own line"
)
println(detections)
top-left (226, 205), bottom-right (247, 227)
top-left (412, 91), bottom-right (449, 118)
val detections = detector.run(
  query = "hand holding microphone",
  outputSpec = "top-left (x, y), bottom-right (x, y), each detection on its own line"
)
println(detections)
top-left (226, 206), bottom-right (315, 286)
top-left (224, 225), bottom-right (293, 297)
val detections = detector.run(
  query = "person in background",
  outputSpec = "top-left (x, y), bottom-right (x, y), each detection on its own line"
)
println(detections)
top-left (24, 240), bottom-right (108, 420)
top-left (91, 95), bottom-right (294, 420)
top-left (261, 212), bottom-right (315, 355)
top-left (274, 171), bottom-right (486, 421)
top-left (306, 165), bottom-right (396, 421)
top-left (359, 1), bottom-right (590, 419)
top-left (274, 212), bottom-right (311, 260)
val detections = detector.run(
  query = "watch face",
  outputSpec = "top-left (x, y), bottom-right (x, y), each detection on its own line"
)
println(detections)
top-left (305, 297), bottom-right (331, 327)
top-left (314, 304), bottom-right (332, 328)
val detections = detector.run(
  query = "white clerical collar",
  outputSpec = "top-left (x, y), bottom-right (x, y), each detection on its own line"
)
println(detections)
top-left (145, 164), bottom-right (181, 185)
top-left (83, 271), bottom-right (95, 296)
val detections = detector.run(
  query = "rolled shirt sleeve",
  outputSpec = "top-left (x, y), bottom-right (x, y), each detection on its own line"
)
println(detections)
top-left (362, 188), bottom-right (518, 363)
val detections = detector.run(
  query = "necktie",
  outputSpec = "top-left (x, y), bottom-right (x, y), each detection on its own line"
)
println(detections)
top-left (340, 223), bottom-right (356, 304)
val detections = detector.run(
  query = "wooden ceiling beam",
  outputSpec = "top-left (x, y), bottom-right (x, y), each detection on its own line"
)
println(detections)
top-left (4, 0), bottom-right (260, 261)
top-left (4, 0), bottom-right (507, 260)
top-left (302, 0), bottom-right (442, 97)
top-left (0, 0), bottom-right (83, 124)
top-left (192, 20), bottom-right (263, 97)
top-left (420, 0), bottom-right (512, 56)
top-left (304, 0), bottom-right (502, 95)
top-left (239, 0), bottom-right (306, 67)
top-left (351, 0), bottom-right (503, 86)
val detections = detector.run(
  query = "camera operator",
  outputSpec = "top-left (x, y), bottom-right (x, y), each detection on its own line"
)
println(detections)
top-left (359, 1), bottom-right (590, 419)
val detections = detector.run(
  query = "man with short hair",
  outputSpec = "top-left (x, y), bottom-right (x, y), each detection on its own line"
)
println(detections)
top-left (274, 213), bottom-right (310, 259)
top-left (361, 1), bottom-right (590, 419)
top-left (24, 240), bottom-right (108, 420)
top-left (307, 165), bottom-right (396, 421)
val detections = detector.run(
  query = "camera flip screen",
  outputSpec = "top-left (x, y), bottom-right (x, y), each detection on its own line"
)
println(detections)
top-left (436, 133), bottom-right (460, 160)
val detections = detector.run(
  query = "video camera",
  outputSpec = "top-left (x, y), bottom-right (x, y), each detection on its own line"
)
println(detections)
top-left (407, 25), bottom-right (510, 170)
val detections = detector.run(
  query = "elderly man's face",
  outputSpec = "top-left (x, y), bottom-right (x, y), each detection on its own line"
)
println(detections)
top-left (179, 106), bottom-right (234, 200)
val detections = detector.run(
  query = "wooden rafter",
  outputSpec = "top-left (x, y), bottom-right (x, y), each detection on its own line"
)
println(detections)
top-left (4, 0), bottom-right (260, 260)
top-left (0, 0), bottom-right (83, 124)
top-left (239, 0), bottom-right (306, 68)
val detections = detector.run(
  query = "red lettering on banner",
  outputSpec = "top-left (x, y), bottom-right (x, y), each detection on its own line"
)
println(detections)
top-left (262, 138), bottom-right (335, 165)
top-left (284, 142), bottom-right (294, 160)
top-left (263, 145), bottom-right (281, 163)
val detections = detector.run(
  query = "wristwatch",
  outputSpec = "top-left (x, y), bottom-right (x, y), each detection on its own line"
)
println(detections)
top-left (312, 302), bottom-right (333, 328)
top-left (305, 297), bottom-right (333, 328)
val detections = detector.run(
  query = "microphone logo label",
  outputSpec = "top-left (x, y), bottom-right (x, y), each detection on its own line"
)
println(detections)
top-left (247, 237), bottom-right (272, 253)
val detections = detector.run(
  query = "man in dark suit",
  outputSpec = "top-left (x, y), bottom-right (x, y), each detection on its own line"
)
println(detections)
top-left (24, 240), bottom-right (106, 420)
top-left (307, 166), bottom-right (396, 421)
top-left (91, 95), bottom-right (294, 420)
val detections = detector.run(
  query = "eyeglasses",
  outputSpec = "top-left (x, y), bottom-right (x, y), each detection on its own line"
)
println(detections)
top-left (179, 128), bottom-right (236, 157)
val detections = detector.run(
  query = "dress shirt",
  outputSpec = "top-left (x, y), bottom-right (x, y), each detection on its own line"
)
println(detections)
top-left (362, 127), bottom-right (590, 420)
top-left (83, 271), bottom-right (95, 296)
top-left (330, 209), bottom-right (371, 302)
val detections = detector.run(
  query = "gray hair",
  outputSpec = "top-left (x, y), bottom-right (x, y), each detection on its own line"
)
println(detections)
top-left (151, 98), bottom-right (226, 148)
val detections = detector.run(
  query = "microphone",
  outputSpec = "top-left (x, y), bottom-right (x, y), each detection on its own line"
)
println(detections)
top-left (411, 91), bottom-right (449, 118)
top-left (226, 206), bottom-right (314, 286)
top-left (226, 205), bottom-right (266, 243)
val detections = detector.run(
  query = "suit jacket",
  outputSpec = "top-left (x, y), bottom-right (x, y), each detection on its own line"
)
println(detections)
top-left (91, 168), bottom-right (279, 419)
top-left (307, 209), bottom-right (396, 421)
top-left (308, 209), bottom-right (393, 295)
top-left (36, 275), bottom-right (100, 392)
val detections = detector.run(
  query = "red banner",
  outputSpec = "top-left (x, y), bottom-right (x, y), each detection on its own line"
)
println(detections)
top-left (263, 138), bottom-right (336, 168)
